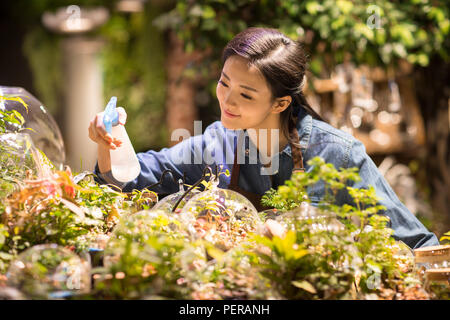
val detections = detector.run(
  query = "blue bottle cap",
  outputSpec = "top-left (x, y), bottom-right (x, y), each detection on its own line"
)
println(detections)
top-left (103, 96), bottom-right (119, 134)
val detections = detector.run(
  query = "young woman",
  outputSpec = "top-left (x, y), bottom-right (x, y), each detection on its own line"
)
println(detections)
top-left (89, 27), bottom-right (438, 249)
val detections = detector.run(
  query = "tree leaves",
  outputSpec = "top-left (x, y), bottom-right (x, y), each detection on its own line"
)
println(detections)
top-left (158, 0), bottom-right (449, 73)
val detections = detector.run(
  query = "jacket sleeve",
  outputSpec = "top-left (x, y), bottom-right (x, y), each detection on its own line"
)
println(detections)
top-left (93, 134), bottom-right (206, 195)
top-left (343, 140), bottom-right (439, 249)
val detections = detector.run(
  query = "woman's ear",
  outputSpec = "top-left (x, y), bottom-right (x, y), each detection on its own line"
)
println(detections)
top-left (271, 95), bottom-right (292, 114)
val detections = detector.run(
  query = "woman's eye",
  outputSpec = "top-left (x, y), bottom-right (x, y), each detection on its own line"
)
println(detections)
top-left (218, 80), bottom-right (251, 99)
top-left (218, 80), bottom-right (228, 87)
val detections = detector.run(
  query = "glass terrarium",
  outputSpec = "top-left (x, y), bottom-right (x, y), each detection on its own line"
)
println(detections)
top-left (0, 132), bottom-right (46, 197)
top-left (0, 286), bottom-right (26, 300)
top-left (152, 179), bottom-right (201, 214)
top-left (258, 208), bottom-right (284, 221)
top-left (181, 187), bottom-right (259, 220)
top-left (424, 268), bottom-right (450, 289)
top-left (414, 245), bottom-right (450, 274)
top-left (103, 209), bottom-right (192, 268)
top-left (0, 86), bottom-right (65, 168)
top-left (275, 201), bottom-right (345, 233)
top-left (180, 185), bottom-right (262, 249)
top-left (182, 187), bottom-right (259, 224)
top-left (6, 244), bottom-right (91, 299)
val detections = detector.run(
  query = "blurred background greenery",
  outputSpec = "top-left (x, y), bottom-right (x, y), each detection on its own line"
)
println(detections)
top-left (0, 0), bottom-right (448, 236)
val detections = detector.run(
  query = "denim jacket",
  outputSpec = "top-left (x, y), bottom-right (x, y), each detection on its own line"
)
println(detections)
top-left (94, 107), bottom-right (439, 249)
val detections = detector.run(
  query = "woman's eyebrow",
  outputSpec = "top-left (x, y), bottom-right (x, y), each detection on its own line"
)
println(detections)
top-left (222, 72), bottom-right (258, 92)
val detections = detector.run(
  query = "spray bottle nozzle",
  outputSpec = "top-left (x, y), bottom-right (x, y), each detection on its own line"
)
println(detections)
top-left (103, 96), bottom-right (119, 134)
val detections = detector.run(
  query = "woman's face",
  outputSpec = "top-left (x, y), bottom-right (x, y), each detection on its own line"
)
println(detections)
top-left (216, 55), bottom-right (278, 130)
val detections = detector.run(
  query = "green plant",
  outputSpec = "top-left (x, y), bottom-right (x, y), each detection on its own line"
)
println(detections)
top-left (0, 104), bottom-right (440, 299)
top-left (0, 96), bottom-right (28, 133)
top-left (0, 100), bottom-right (37, 207)
top-left (262, 157), bottom-right (361, 211)
top-left (250, 229), bottom-right (356, 299)
top-left (89, 210), bottom-right (206, 299)
top-left (253, 156), bottom-right (424, 299)
top-left (0, 102), bottom-right (148, 272)
top-left (0, 168), bottom-right (125, 272)
top-left (91, 235), bottom-right (194, 299)
top-left (191, 245), bottom-right (276, 300)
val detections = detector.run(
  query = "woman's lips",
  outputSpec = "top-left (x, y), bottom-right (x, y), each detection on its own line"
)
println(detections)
top-left (223, 109), bottom-right (240, 118)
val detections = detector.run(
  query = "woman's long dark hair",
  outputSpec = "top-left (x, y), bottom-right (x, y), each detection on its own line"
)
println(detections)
top-left (222, 27), bottom-right (323, 147)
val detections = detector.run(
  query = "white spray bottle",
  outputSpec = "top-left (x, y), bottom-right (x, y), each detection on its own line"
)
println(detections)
top-left (103, 96), bottom-right (140, 182)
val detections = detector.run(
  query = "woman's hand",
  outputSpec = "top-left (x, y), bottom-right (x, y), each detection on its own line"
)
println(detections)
top-left (88, 107), bottom-right (127, 150)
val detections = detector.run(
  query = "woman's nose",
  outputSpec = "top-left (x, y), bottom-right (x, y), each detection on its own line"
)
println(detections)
top-left (224, 90), bottom-right (237, 107)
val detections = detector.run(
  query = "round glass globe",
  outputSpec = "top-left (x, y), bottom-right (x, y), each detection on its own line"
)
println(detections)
top-left (181, 187), bottom-right (262, 248)
top-left (275, 202), bottom-right (345, 233)
top-left (0, 86), bottom-right (65, 167)
top-left (182, 187), bottom-right (259, 223)
top-left (152, 184), bottom-right (201, 214)
top-left (103, 209), bottom-right (191, 268)
top-left (0, 133), bottom-right (44, 191)
top-left (6, 244), bottom-right (90, 299)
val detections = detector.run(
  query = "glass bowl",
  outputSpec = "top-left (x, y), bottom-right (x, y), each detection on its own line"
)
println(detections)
top-left (6, 244), bottom-right (91, 299)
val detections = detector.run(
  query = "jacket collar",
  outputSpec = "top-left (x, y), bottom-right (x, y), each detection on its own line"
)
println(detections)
top-left (281, 107), bottom-right (312, 158)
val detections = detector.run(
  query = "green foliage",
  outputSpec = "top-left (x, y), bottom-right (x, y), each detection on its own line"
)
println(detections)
top-left (191, 245), bottom-right (276, 299)
top-left (22, 29), bottom-right (63, 115)
top-left (92, 235), bottom-right (195, 299)
top-left (0, 136), bottom-right (156, 273)
top-left (262, 157), bottom-right (361, 210)
top-left (0, 105), bottom-right (37, 201)
top-left (0, 97), bottom-right (27, 133)
top-left (255, 156), bottom-right (420, 299)
top-left (0, 169), bottom-right (129, 273)
top-left (250, 227), bottom-right (356, 299)
top-left (157, 0), bottom-right (449, 71)
top-left (0, 95), bottom-right (152, 279)
top-left (89, 210), bottom-right (205, 299)
top-left (0, 104), bottom-right (437, 299)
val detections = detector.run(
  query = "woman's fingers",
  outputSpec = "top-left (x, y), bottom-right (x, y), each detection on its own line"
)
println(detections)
top-left (111, 137), bottom-right (122, 148)
top-left (94, 113), bottom-right (120, 146)
top-left (94, 113), bottom-right (109, 141)
top-left (117, 107), bottom-right (127, 125)
top-left (89, 108), bottom-right (127, 148)
top-left (89, 119), bottom-right (117, 149)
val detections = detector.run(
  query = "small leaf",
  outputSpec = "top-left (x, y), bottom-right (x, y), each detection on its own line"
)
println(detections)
top-left (60, 198), bottom-right (86, 219)
top-left (0, 252), bottom-right (13, 260)
top-left (206, 244), bottom-right (224, 262)
top-left (292, 280), bottom-right (317, 294)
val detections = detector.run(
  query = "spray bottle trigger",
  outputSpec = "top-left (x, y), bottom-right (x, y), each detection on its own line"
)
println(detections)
top-left (103, 96), bottom-right (119, 134)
